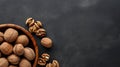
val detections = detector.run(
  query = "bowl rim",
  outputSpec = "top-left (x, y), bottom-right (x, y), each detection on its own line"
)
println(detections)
top-left (0, 24), bottom-right (38, 67)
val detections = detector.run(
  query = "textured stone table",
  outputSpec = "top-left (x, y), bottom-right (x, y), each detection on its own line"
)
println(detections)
top-left (0, 0), bottom-right (120, 67)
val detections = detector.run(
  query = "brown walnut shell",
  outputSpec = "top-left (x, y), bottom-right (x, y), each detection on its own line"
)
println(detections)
top-left (24, 47), bottom-right (35, 61)
top-left (16, 35), bottom-right (29, 46)
top-left (4, 28), bottom-right (18, 42)
top-left (7, 54), bottom-right (20, 65)
top-left (0, 42), bottom-right (13, 55)
top-left (41, 37), bottom-right (53, 48)
top-left (19, 58), bottom-right (31, 67)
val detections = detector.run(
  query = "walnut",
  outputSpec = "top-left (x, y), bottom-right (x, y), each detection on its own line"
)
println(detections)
top-left (41, 37), bottom-right (52, 48)
top-left (34, 23), bottom-right (40, 29)
top-left (0, 58), bottom-right (9, 67)
top-left (38, 58), bottom-right (46, 66)
top-left (46, 60), bottom-right (59, 67)
top-left (41, 53), bottom-right (50, 61)
top-left (19, 58), bottom-right (31, 67)
top-left (13, 44), bottom-right (24, 56)
top-left (7, 54), bottom-right (20, 65)
top-left (4, 28), bottom-right (18, 42)
top-left (35, 28), bottom-right (46, 38)
top-left (0, 42), bottom-right (13, 55)
top-left (16, 35), bottom-right (29, 46)
top-left (24, 47), bottom-right (35, 61)
top-left (29, 25), bottom-right (38, 33)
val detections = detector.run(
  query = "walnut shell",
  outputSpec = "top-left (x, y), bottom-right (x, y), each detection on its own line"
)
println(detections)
top-left (7, 54), bottom-right (20, 65)
top-left (0, 58), bottom-right (9, 67)
top-left (0, 32), bottom-right (4, 43)
top-left (13, 44), bottom-right (24, 56)
top-left (24, 47), bottom-right (35, 61)
top-left (4, 28), bottom-right (18, 42)
top-left (9, 65), bottom-right (17, 67)
top-left (19, 58), bottom-right (31, 67)
top-left (41, 37), bottom-right (52, 48)
top-left (16, 35), bottom-right (29, 46)
top-left (0, 42), bottom-right (13, 55)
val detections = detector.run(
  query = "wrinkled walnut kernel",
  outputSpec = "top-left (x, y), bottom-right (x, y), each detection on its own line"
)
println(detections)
top-left (38, 58), bottom-right (46, 66)
top-left (41, 53), bottom-right (50, 61)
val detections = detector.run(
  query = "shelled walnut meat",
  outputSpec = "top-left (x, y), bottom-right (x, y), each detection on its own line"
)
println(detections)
top-left (46, 60), bottom-right (60, 67)
top-left (7, 54), bottom-right (20, 65)
top-left (9, 65), bottom-right (17, 67)
top-left (0, 28), bottom-right (36, 67)
top-left (41, 53), bottom-right (50, 61)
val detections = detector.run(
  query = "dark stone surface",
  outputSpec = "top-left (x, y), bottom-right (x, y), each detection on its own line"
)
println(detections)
top-left (0, 0), bottom-right (120, 67)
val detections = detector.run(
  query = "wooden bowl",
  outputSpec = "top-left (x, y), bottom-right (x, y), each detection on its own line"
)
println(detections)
top-left (0, 24), bottom-right (38, 67)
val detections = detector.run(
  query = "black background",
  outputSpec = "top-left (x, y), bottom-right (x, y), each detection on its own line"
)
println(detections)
top-left (0, 0), bottom-right (120, 67)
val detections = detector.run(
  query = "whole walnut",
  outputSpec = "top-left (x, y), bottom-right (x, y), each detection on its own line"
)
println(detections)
top-left (13, 44), bottom-right (24, 56)
top-left (9, 65), bottom-right (17, 67)
top-left (0, 32), bottom-right (4, 43)
top-left (0, 52), bottom-right (1, 57)
top-left (0, 42), bottom-right (13, 55)
top-left (0, 58), bottom-right (9, 67)
top-left (4, 28), bottom-right (18, 42)
top-left (41, 37), bottom-right (53, 48)
top-left (16, 35), bottom-right (29, 46)
top-left (7, 54), bottom-right (20, 65)
top-left (24, 47), bottom-right (35, 61)
top-left (19, 58), bottom-right (31, 67)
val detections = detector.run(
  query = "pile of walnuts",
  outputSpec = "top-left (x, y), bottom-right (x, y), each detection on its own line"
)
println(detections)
top-left (0, 28), bottom-right (35, 67)
top-left (26, 18), bottom-right (60, 67)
